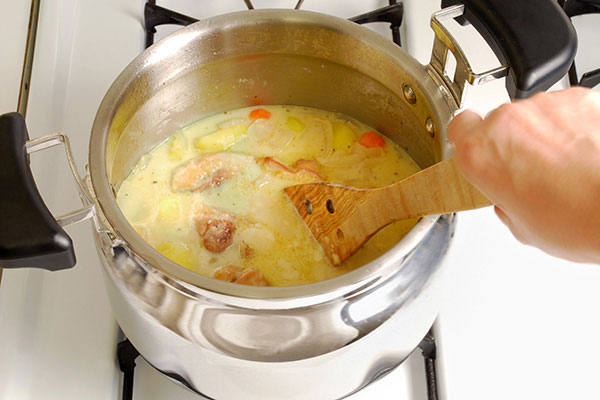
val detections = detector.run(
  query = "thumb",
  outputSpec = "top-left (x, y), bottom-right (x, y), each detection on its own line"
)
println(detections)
top-left (447, 109), bottom-right (483, 146)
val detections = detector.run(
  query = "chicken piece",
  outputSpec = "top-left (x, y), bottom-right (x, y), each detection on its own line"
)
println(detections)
top-left (171, 153), bottom-right (253, 192)
top-left (194, 203), bottom-right (237, 253)
top-left (213, 265), bottom-right (242, 282)
top-left (235, 268), bottom-right (270, 286)
top-left (213, 265), bottom-right (270, 286)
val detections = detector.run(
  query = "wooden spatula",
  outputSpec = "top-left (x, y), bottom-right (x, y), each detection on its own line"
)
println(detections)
top-left (283, 157), bottom-right (492, 265)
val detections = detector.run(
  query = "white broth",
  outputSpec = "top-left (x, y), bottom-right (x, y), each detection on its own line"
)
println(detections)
top-left (116, 105), bottom-right (420, 286)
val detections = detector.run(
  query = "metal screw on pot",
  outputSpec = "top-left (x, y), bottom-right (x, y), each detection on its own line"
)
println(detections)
top-left (403, 83), bottom-right (417, 104)
top-left (425, 117), bottom-right (435, 138)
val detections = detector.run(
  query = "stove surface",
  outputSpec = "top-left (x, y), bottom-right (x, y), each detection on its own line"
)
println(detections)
top-left (0, 2), bottom-right (30, 113)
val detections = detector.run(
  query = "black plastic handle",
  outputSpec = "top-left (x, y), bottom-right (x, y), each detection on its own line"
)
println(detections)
top-left (562, 0), bottom-right (600, 17)
top-left (0, 112), bottom-right (75, 271)
top-left (442, 0), bottom-right (577, 98)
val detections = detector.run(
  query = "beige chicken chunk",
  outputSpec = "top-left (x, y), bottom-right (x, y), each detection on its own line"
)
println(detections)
top-left (194, 204), bottom-right (237, 253)
top-left (171, 152), bottom-right (254, 192)
top-left (214, 265), bottom-right (270, 286)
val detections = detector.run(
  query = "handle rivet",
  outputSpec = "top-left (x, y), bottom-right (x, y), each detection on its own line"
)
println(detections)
top-left (425, 117), bottom-right (435, 138)
top-left (403, 84), bottom-right (417, 105)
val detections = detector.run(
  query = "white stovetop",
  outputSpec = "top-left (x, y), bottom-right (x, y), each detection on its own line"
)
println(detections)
top-left (0, 1), bottom-right (30, 112)
top-left (1, 1), bottom-right (600, 400)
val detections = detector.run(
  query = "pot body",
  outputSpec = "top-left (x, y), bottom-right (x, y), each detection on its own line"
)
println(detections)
top-left (96, 215), bottom-right (453, 399)
top-left (88, 10), bottom-right (457, 399)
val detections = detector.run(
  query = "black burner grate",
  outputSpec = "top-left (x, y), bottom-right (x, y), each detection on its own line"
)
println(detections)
top-left (116, 339), bottom-right (139, 400)
top-left (117, 329), bottom-right (439, 400)
top-left (143, 0), bottom-right (404, 49)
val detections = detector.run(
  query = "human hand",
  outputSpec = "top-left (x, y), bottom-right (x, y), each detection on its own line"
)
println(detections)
top-left (448, 87), bottom-right (600, 263)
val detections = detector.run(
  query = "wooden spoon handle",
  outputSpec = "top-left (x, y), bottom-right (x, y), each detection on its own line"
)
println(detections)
top-left (370, 157), bottom-right (492, 224)
top-left (283, 156), bottom-right (492, 265)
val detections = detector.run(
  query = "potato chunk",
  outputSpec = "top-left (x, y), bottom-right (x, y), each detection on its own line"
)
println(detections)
top-left (194, 122), bottom-right (249, 151)
top-left (156, 241), bottom-right (193, 268)
top-left (332, 122), bottom-right (356, 152)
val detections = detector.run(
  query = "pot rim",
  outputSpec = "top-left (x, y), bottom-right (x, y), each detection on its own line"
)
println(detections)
top-left (89, 9), bottom-right (452, 300)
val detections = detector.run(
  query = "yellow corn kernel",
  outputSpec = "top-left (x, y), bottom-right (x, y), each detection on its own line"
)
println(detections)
top-left (156, 241), bottom-right (193, 268)
top-left (286, 116), bottom-right (305, 133)
top-left (332, 122), bottom-right (356, 151)
top-left (194, 123), bottom-right (249, 151)
top-left (168, 135), bottom-right (186, 161)
top-left (158, 198), bottom-right (181, 221)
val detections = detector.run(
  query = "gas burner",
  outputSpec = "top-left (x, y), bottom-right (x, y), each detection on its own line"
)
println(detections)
top-left (143, 0), bottom-right (404, 49)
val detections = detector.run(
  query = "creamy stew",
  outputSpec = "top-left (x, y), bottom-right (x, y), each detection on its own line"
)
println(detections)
top-left (116, 105), bottom-right (420, 287)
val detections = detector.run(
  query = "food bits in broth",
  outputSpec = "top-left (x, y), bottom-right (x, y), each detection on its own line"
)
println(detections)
top-left (116, 105), bottom-right (420, 287)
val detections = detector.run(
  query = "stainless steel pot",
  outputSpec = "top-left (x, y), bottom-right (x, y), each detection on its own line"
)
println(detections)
top-left (0, 3), bottom-right (575, 399)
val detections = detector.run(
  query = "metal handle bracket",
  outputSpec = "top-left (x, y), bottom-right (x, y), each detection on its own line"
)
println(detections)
top-left (429, 5), bottom-right (509, 106)
top-left (25, 133), bottom-right (96, 227)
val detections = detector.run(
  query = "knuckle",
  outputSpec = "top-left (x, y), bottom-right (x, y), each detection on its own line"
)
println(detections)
top-left (569, 86), bottom-right (589, 97)
top-left (490, 102), bottom-right (519, 123)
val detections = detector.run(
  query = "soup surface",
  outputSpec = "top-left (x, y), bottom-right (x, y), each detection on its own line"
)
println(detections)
top-left (116, 105), bottom-right (420, 286)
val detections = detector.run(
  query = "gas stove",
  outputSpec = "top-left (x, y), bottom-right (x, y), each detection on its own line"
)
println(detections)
top-left (1, 1), bottom-right (600, 400)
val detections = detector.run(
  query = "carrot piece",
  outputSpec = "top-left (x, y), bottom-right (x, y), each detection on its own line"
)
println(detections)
top-left (359, 131), bottom-right (386, 148)
top-left (249, 108), bottom-right (271, 119)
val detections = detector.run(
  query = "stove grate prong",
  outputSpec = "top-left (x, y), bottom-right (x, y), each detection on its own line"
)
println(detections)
top-left (349, 2), bottom-right (404, 47)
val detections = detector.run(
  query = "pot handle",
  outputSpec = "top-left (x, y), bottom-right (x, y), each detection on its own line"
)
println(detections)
top-left (0, 112), bottom-right (94, 271)
top-left (440, 0), bottom-right (577, 99)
